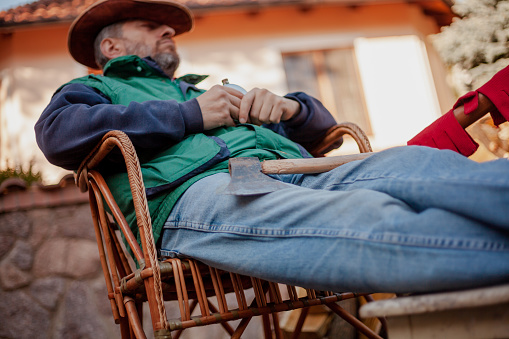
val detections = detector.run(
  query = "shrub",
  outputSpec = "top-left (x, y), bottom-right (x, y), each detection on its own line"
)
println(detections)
top-left (0, 161), bottom-right (42, 185)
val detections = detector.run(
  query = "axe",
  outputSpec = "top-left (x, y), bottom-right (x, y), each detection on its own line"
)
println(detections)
top-left (222, 152), bottom-right (374, 195)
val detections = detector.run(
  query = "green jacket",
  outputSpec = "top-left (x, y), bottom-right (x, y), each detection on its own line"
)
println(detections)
top-left (68, 55), bottom-right (307, 249)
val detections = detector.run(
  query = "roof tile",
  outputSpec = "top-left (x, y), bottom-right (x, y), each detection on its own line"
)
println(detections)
top-left (0, 0), bottom-right (95, 26)
top-left (0, 0), bottom-right (454, 28)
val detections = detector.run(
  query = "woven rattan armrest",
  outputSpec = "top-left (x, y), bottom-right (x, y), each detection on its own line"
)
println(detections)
top-left (308, 122), bottom-right (372, 156)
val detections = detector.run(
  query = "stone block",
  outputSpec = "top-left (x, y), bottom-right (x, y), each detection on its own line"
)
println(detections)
top-left (0, 261), bottom-right (31, 290)
top-left (30, 277), bottom-right (66, 310)
top-left (55, 281), bottom-right (109, 339)
top-left (8, 240), bottom-right (33, 270)
top-left (55, 205), bottom-right (95, 240)
top-left (0, 290), bottom-right (50, 339)
top-left (29, 208), bottom-right (58, 248)
top-left (33, 238), bottom-right (68, 277)
top-left (0, 234), bottom-right (15, 259)
top-left (0, 211), bottom-right (30, 237)
top-left (33, 238), bottom-right (100, 279)
top-left (65, 239), bottom-right (100, 279)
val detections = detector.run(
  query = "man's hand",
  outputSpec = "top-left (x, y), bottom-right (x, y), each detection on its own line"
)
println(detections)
top-left (236, 88), bottom-right (301, 125)
top-left (196, 85), bottom-right (243, 130)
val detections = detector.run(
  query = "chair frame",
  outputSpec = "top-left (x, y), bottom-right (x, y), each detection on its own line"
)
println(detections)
top-left (75, 122), bottom-right (383, 339)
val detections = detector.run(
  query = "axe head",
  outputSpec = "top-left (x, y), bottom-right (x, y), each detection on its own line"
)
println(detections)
top-left (221, 157), bottom-right (291, 195)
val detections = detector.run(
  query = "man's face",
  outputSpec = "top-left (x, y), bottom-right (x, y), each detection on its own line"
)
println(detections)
top-left (120, 20), bottom-right (180, 76)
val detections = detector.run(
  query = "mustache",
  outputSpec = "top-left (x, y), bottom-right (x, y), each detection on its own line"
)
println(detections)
top-left (156, 38), bottom-right (175, 49)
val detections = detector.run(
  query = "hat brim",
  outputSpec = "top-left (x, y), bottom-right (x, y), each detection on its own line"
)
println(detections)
top-left (68, 0), bottom-right (194, 69)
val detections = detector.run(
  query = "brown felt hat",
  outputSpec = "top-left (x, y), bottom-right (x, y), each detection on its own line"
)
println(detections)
top-left (68, 0), bottom-right (194, 69)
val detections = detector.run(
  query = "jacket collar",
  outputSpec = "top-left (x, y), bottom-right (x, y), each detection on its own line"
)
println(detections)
top-left (103, 55), bottom-right (208, 86)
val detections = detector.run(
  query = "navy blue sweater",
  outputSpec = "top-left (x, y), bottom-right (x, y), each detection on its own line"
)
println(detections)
top-left (35, 63), bottom-right (339, 170)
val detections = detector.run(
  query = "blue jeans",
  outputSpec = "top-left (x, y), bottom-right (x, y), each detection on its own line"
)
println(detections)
top-left (160, 146), bottom-right (509, 293)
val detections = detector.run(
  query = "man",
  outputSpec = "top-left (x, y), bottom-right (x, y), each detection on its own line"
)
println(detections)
top-left (36, 0), bottom-right (509, 293)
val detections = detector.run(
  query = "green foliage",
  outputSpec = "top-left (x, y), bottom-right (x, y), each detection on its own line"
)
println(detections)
top-left (0, 161), bottom-right (42, 186)
top-left (432, 0), bottom-right (509, 88)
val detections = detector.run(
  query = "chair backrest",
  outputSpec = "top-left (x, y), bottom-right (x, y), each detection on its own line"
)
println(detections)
top-left (75, 124), bottom-right (381, 339)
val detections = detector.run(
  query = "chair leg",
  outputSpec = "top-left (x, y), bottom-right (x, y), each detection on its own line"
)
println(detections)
top-left (172, 329), bottom-right (183, 339)
top-left (262, 314), bottom-right (272, 339)
top-left (231, 317), bottom-right (252, 339)
top-left (137, 301), bottom-right (144, 328)
top-left (291, 307), bottom-right (310, 339)
top-left (260, 312), bottom-right (284, 339)
top-left (119, 314), bottom-right (132, 339)
top-left (135, 301), bottom-right (144, 339)
top-left (124, 296), bottom-right (147, 339)
top-left (272, 312), bottom-right (283, 339)
top-left (326, 302), bottom-right (382, 339)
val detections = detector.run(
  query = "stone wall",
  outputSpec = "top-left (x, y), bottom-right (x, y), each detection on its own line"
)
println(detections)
top-left (0, 182), bottom-right (121, 339)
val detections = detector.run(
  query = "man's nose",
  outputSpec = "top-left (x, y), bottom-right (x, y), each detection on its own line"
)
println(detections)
top-left (159, 25), bottom-right (176, 38)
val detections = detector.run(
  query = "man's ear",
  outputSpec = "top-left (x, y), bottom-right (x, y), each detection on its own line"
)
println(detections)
top-left (100, 38), bottom-right (126, 60)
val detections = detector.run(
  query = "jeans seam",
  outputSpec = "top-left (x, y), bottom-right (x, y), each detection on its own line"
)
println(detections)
top-left (163, 221), bottom-right (509, 251)
top-left (331, 175), bottom-right (508, 187)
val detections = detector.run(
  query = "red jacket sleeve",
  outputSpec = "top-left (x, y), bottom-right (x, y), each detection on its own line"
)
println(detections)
top-left (408, 65), bottom-right (509, 156)
top-left (407, 109), bottom-right (479, 156)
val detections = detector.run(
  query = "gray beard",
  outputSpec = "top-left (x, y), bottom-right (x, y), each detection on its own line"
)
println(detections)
top-left (152, 52), bottom-right (180, 78)
top-left (124, 40), bottom-right (180, 78)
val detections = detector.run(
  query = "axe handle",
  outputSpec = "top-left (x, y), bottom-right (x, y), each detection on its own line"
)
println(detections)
top-left (261, 152), bottom-right (374, 174)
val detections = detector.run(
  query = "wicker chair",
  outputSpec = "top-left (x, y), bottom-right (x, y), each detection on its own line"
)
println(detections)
top-left (75, 122), bottom-right (383, 339)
